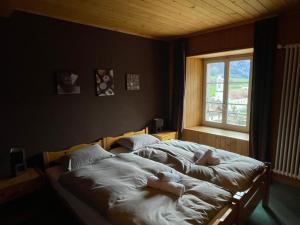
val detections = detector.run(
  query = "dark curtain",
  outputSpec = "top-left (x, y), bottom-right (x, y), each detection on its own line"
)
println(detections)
top-left (250, 17), bottom-right (278, 161)
top-left (170, 39), bottom-right (186, 137)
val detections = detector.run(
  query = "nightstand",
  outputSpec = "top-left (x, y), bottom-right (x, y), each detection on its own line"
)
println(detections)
top-left (153, 131), bottom-right (177, 141)
top-left (0, 168), bottom-right (44, 204)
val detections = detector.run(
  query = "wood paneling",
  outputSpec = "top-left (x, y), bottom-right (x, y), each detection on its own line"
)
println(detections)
top-left (8, 0), bottom-right (300, 39)
top-left (182, 126), bottom-right (249, 156)
top-left (187, 23), bottom-right (254, 56)
top-left (183, 58), bottom-right (203, 128)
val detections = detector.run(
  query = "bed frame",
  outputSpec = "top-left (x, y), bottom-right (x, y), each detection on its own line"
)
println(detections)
top-left (233, 162), bottom-right (271, 224)
top-left (42, 128), bottom-right (270, 225)
top-left (43, 131), bottom-right (238, 225)
top-left (102, 127), bottom-right (271, 225)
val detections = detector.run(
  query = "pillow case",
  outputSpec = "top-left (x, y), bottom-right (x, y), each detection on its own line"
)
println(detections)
top-left (58, 144), bottom-right (114, 171)
top-left (117, 134), bottom-right (160, 151)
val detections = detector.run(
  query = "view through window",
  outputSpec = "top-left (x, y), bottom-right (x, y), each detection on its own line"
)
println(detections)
top-left (204, 55), bottom-right (252, 131)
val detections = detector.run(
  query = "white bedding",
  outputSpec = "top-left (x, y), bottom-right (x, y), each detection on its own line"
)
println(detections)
top-left (58, 154), bottom-right (232, 225)
top-left (46, 166), bottom-right (111, 225)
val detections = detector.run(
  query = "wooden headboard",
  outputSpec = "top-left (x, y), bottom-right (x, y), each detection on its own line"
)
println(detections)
top-left (103, 127), bottom-right (148, 150)
top-left (43, 140), bottom-right (103, 168)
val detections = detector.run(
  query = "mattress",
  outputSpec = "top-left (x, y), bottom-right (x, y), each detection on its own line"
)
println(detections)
top-left (46, 166), bottom-right (111, 225)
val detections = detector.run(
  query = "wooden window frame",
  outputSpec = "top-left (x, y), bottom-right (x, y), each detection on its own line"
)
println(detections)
top-left (202, 54), bottom-right (253, 133)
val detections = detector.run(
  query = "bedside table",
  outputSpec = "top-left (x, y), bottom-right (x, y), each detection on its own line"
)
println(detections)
top-left (0, 168), bottom-right (44, 204)
top-left (153, 131), bottom-right (177, 141)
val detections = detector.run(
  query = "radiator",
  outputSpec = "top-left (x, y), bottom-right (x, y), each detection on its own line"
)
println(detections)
top-left (274, 44), bottom-right (300, 179)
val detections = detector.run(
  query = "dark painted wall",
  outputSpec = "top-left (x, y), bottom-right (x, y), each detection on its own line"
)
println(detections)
top-left (0, 12), bottom-right (169, 176)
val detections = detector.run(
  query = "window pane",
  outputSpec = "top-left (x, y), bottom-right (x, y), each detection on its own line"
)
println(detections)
top-left (227, 104), bottom-right (247, 126)
top-left (227, 59), bottom-right (251, 127)
top-left (205, 103), bottom-right (223, 123)
top-left (229, 60), bottom-right (250, 83)
top-left (206, 84), bottom-right (223, 103)
top-left (228, 83), bottom-right (249, 104)
top-left (206, 62), bottom-right (225, 83)
top-left (227, 114), bottom-right (247, 126)
top-left (205, 62), bottom-right (224, 124)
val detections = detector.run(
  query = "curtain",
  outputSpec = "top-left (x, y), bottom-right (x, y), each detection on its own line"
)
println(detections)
top-left (250, 17), bottom-right (278, 161)
top-left (170, 39), bottom-right (186, 137)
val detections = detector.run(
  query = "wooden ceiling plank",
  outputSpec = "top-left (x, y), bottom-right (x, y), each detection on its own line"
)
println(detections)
top-left (11, 0), bottom-right (298, 39)
top-left (150, 0), bottom-right (223, 26)
top-left (243, 0), bottom-right (270, 14)
top-left (107, 0), bottom-right (212, 29)
top-left (215, 0), bottom-right (252, 18)
top-left (17, 0), bottom-right (202, 38)
top-left (14, 0), bottom-right (170, 38)
top-left (190, 0), bottom-right (239, 23)
top-left (200, 0), bottom-right (248, 20)
top-left (231, 0), bottom-right (261, 16)
top-left (50, 0), bottom-right (203, 36)
top-left (159, 0), bottom-right (230, 25)
top-left (84, 2), bottom-right (194, 32)
top-left (58, 0), bottom-right (215, 38)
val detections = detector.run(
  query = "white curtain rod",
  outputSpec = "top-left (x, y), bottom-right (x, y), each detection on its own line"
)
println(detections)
top-left (277, 44), bottom-right (300, 49)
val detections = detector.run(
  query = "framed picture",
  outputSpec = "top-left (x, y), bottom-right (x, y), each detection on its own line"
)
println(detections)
top-left (126, 73), bottom-right (140, 91)
top-left (56, 72), bottom-right (80, 94)
top-left (95, 69), bottom-right (115, 96)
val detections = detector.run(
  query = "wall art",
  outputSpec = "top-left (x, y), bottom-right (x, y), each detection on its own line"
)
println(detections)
top-left (56, 72), bottom-right (80, 94)
top-left (126, 73), bottom-right (140, 91)
top-left (95, 69), bottom-right (115, 96)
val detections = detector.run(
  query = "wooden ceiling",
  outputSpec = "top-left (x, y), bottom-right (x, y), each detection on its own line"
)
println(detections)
top-left (4, 0), bottom-right (300, 39)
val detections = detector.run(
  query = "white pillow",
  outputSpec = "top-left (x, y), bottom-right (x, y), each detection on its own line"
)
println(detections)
top-left (117, 134), bottom-right (160, 151)
top-left (58, 144), bottom-right (114, 171)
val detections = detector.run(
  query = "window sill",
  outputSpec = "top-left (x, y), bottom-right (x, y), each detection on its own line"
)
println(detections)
top-left (184, 126), bottom-right (249, 141)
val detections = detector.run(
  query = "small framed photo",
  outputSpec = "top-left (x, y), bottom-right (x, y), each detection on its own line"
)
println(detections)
top-left (126, 73), bottom-right (140, 91)
top-left (56, 72), bottom-right (80, 94)
top-left (95, 69), bottom-right (115, 96)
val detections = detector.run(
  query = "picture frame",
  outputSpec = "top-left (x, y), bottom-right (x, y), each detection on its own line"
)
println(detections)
top-left (95, 69), bottom-right (115, 96)
top-left (126, 73), bottom-right (140, 91)
top-left (56, 72), bottom-right (80, 94)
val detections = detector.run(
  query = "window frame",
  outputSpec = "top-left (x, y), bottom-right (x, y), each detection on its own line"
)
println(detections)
top-left (202, 54), bottom-right (253, 133)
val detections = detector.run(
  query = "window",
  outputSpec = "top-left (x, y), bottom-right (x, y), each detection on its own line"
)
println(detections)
top-left (203, 54), bottom-right (252, 132)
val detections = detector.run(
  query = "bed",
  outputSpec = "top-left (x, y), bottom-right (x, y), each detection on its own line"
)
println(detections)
top-left (103, 128), bottom-right (271, 225)
top-left (44, 141), bottom-right (111, 225)
top-left (43, 139), bottom-right (237, 225)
